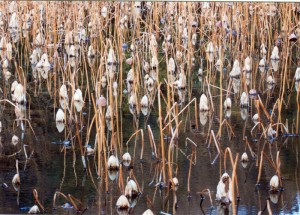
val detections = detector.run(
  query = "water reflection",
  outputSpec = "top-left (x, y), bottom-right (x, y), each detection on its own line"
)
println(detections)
top-left (270, 193), bottom-right (279, 204)
top-left (225, 109), bottom-right (231, 118)
top-left (240, 108), bottom-right (248, 120)
top-left (199, 111), bottom-right (209, 126)
top-left (217, 203), bottom-right (232, 215)
top-left (56, 122), bottom-right (65, 133)
top-left (271, 59), bottom-right (280, 72)
top-left (108, 170), bottom-right (119, 181)
top-left (1, 83), bottom-right (300, 215)
top-left (232, 78), bottom-right (240, 93)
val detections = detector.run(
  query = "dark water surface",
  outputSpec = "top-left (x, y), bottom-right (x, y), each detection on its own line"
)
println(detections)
top-left (0, 85), bottom-right (299, 215)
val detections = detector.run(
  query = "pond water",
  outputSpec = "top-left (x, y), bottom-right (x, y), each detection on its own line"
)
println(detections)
top-left (0, 83), bottom-right (299, 215)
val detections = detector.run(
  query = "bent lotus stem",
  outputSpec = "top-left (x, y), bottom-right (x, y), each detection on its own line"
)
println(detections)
top-left (33, 189), bottom-right (44, 212)
top-left (53, 191), bottom-right (68, 209)
top-left (225, 120), bottom-right (236, 137)
top-left (125, 129), bottom-right (144, 160)
top-left (208, 83), bottom-right (234, 95)
top-left (260, 124), bottom-right (271, 139)
top-left (251, 122), bottom-right (261, 136)
top-left (187, 151), bottom-right (196, 195)
top-left (162, 97), bottom-right (196, 131)
top-left (168, 121), bottom-right (182, 189)
top-left (197, 189), bottom-right (213, 207)
top-left (270, 99), bottom-right (279, 119)
top-left (84, 108), bottom-right (100, 146)
top-left (272, 123), bottom-right (289, 134)
top-left (245, 136), bottom-right (256, 158)
top-left (258, 95), bottom-right (273, 123)
top-left (130, 170), bottom-right (142, 194)
top-left (258, 146), bottom-right (282, 187)
top-left (262, 151), bottom-right (278, 172)
top-left (216, 119), bottom-right (235, 139)
top-left (185, 138), bottom-right (197, 148)
top-left (163, 102), bottom-right (178, 124)
top-left (0, 100), bottom-right (36, 136)
top-left (224, 147), bottom-right (240, 198)
top-left (219, 43), bottom-right (223, 137)
top-left (147, 125), bottom-right (157, 158)
top-left (75, 121), bottom-right (86, 169)
top-left (205, 77), bottom-right (214, 112)
top-left (68, 194), bottom-right (80, 211)
top-left (165, 78), bottom-right (172, 134)
top-left (211, 130), bottom-right (221, 155)
top-left (257, 150), bottom-right (264, 185)
top-left (276, 151), bottom-right (283, 187)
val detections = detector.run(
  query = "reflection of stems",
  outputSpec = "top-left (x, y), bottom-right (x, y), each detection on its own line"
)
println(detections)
top-left (205, 77), bottom-right (214, 112)
top-left (295, 140), bottom-right (299, 191)
top-left (17, 188), bottom-right (20, 206)
top-left (257, 150), bottom-right (264, 185)
top-left (216, 119), bottom-right (235, 139)
top-left (80, 173), bottom-right (86, 210)
top-left (75, 120), bottom-right (86, 169)
top-left (147, 125), bottom-right (157, 158)
top-left (187, 150), bottom-right (195, 195)
top-left (211, 130), bottom-right (221, 155)
top-left (140, 162), bottom-right (144, 193)
top-left (59, 146), bottom-right (66, 190)
top-left (172, 191), bottom-right (177, 214)
top-left (267, 199), bottom-right (272, 214)
top-left (0, 99), bottom-right (36, 136)
top-left (90, 94), bottom-right (101, 176)
top-left (86, 157), bottom-right (98, 191)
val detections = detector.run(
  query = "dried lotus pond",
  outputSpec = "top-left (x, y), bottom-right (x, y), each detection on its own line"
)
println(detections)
top-left (0, 1), bottom-right (300, 215)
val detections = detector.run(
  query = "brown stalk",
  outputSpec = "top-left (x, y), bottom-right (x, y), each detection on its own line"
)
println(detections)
top-left (147, 125), bottom-right (157, 158)
top-left (197, 189), bottom-right (213, 206)
top-left (33, 189), bottom-right (44, 212)
top-left (157, 83), bottom-right (166, 184)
